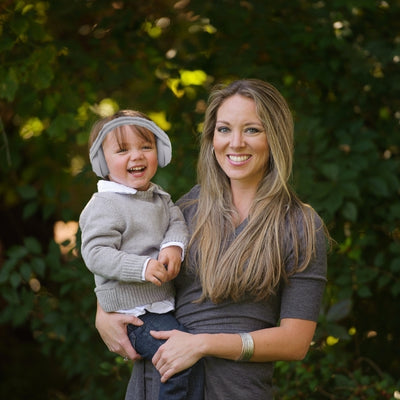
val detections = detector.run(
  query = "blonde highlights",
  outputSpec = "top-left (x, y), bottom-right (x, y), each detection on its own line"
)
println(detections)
top-left (188, 79), bottom-right (324, 303)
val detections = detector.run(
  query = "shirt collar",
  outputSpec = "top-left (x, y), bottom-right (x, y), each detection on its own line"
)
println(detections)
top-left (97, 180), bottom-right (168, 196)
top-left (97, 180), bottom-right (138, 194)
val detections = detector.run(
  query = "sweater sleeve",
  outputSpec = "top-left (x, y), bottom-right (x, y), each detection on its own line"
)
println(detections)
top-left (79, 195), bottom-right (147, 283)
top-left (160, 194), bottom-right (189, 250)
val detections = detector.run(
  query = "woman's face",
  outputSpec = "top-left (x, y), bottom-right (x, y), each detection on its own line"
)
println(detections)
top-left (213, 94), bottom-right (269, 188)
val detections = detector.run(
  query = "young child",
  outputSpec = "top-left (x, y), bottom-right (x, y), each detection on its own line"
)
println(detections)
top-left (79, 110), bottom-right (203, 399)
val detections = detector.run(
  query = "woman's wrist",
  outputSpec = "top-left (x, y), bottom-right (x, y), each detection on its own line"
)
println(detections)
top-left (196, 333), bottom-right (211, 358)
top-left (236, 333), bottom-right (254, 362)
top-left (196, 332), bottom-right (251, 361)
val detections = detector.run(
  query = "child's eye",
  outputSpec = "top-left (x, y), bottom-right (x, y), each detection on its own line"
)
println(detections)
top-left (117, 147), bottom-right (128, 153)
top-left (142, 144), bottom-right (154, 150)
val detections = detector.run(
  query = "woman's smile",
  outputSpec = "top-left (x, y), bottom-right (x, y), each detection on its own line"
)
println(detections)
top-left (227, 154), bottom-right (252, 164)
top-left (213, 94), bottom-right (269, 188)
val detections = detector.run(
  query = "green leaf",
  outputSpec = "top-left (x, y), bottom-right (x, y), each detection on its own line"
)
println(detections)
top-left (389, 258), bottom-right (400, 273)
top-left (357, 285), bottom-right (372, 298)
top-left (32, 63), bottom-right (54, 90)
top-left (47, 114), bottom-right (79, 140)
top-left (23, 202), bottom-right (38, 219)
top-left (326, 299), bottom-right (352, 322)
top-left (60, 283), bottom-right (71, 296)
top-left (20, 262), bottom-right (31, 281)
top-left (341, 182), bottom-right (360, 199)
top-left (1, 287), bottom-right (20, 305)
top-left (9, 15), bottom-right (29, 35)
top-left (342, 201), bottom-right (357, 221)
top-left (390, 283), bottom-right (400, 297)
top-left (24, 237), bottom-right (42, 254)
top-left (320, 163), bottom-right (339, 180)
top-left (374, 252), bottom-right (385, 267)
top-left (334, 373), bottom-right (355, 388)
top-left (377, 274), bottom-right (391, 289)
top-left (43, 203), bottom-right (56, 220)
top-left (0, 257), bottom-right (18, 283)
top-left (10, 272), bottom-right (21, 288)
top-left (0, 68), bottom-right (19, 101)
top-left (17, 185), bottom-right (38, 200)
top-left (368, 177), bottom-right (389, 197)
top-left (31, 258), bottom-right (46, 276)
top-left (7, 245), bottom-right (28, 260)
top-left (0, 36), bottom-right (15, 52)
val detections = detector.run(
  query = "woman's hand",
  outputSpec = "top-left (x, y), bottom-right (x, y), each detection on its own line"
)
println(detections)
top-left (151, 330), bottom-right (204, 383)
top-left (95, 302), bottom-right (143, 361)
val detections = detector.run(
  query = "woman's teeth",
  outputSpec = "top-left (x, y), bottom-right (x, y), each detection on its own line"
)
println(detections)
top-left (228, 155), bottom-right (250, 162)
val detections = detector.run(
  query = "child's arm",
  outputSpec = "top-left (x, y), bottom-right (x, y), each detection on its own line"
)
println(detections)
top-left (145, 258), bottom-right (170, 286)
top-left (80, 196), bottom-right (148, 282)
top-left (158, 246), bottom-right (183, 281)
top-left (157, 194), bottom-right (188, 281)
top-left (160, 196), bottom-right (189, 252)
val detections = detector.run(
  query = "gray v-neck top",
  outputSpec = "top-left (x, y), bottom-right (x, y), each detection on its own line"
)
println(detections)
top-left (125, 184), bottom-right (327, 400)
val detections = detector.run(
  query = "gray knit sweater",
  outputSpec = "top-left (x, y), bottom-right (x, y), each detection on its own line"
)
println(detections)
top-left (79, 181), bottom-right (189, 312)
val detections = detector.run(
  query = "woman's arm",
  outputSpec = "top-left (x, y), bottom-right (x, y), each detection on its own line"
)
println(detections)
top-left (95, 302), bottom-right (144, 361)
top-left (151, 317), bottom-right (316, 382)
top-left (202, 318), bottom-right (316, 362)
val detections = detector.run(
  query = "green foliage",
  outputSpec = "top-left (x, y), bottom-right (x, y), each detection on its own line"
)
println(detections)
top-left (274, 348), bottom-right (400, 399)
top-left (1, 0), bottom-right (399, 398)
top-left (0, 236), bottom-right (132, 399)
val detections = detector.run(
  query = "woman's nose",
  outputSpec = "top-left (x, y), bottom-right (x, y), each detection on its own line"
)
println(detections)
top-left (230, 131), bottom-right (245, 148)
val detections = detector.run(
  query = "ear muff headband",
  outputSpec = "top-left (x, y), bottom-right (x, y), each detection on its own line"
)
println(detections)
top-left (89, 116), bottom-right (172, 178)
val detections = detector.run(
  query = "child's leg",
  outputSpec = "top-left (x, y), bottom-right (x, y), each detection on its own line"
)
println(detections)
top-left (127, 311), bottom-right (181, 358)
top-left (127, 312), bottom-right (203, 400)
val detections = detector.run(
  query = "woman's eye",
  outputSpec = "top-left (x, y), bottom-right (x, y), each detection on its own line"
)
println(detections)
top-left (217, 126), bottom-right (230, 133)
top-left (245, 127), bottom-right (260, 134)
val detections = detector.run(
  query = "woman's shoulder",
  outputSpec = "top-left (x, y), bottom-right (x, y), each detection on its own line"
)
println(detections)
top-left (288, 200), bottom-right (324, 228)
top-left (176, 184), bottom-right (200, 205)
top-left (176, 185), bottom-right (200, 223)
top-left (284, 201), bottom-right (330, 253)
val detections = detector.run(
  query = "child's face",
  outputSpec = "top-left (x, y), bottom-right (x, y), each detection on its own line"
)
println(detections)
top-left (102, 126), bottom-right (158, 191)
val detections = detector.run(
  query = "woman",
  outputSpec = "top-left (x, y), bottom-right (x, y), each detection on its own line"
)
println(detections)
top-left (95, 79), bottom-right (329, 399)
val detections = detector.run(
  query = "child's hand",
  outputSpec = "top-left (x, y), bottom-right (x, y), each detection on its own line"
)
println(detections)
top-left (145, 259), bottom-right (169, 286)
top-left (158, 246), bottom-right (183, 280)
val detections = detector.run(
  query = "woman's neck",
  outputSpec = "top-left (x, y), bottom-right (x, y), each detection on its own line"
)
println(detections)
top-left (230, 183), bottom-right (257, 225)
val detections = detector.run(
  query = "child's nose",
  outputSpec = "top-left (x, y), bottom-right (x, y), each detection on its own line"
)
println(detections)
top-left (130, 148), bottom-right (144, 159)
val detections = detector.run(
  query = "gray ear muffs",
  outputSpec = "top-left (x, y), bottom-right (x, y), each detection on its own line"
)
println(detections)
top-left (89, 116), bottom-right (172, 178)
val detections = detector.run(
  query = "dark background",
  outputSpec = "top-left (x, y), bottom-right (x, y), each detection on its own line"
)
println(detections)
top-left (0, 0), bottom-right (399, 398)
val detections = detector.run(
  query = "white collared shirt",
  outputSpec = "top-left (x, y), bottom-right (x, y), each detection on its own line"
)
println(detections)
top-left (97, 180), bottom-right (179, 316)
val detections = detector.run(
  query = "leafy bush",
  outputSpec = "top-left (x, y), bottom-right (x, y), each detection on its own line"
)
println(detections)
top-left (0, 0), bottom-right (399, 398)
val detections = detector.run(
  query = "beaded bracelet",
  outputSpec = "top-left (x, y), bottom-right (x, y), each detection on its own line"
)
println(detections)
top-left (237, 332), bottom-right (254, 362)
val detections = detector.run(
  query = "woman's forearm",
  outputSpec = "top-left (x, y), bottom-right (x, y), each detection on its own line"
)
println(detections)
top-left (152, 318), bottom-right (317, 383)
top-left (199, 318), bottom-right (317, 362)
top-left (152, 317), bottom-right (317, 384)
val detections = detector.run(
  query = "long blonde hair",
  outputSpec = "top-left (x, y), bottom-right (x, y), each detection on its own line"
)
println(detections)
top-left (188, 79), bottom-right (325, 303)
